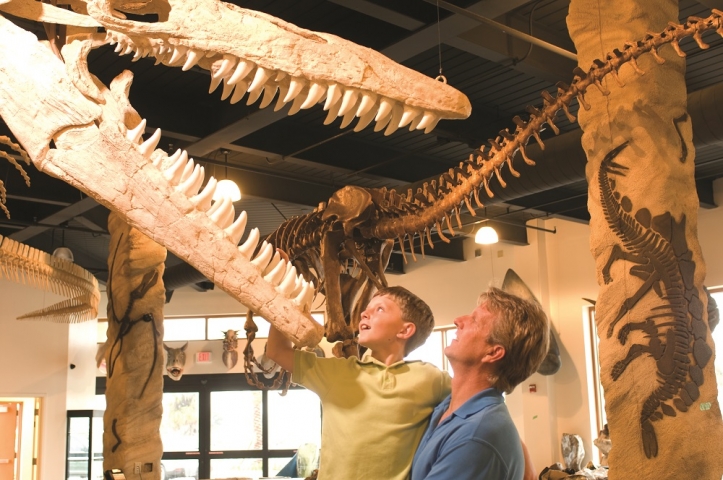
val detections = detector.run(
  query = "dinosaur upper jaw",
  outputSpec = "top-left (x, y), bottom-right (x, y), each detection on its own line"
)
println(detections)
top-left (85, 0), bottom-right (471, 135)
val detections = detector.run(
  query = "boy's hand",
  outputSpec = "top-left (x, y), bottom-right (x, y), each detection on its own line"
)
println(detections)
top-left (266, 324), bottom-right (295, 372)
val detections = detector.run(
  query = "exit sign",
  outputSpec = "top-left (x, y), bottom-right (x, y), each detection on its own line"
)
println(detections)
top-left (196, 351), bottom-right (212, 364)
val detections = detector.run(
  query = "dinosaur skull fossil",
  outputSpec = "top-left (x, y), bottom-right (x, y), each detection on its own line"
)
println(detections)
top-left (82, 0), bottom-right (471, 135)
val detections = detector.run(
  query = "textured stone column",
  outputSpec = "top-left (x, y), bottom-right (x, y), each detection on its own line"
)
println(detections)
top-left (103, 212), bottom-right (166, 480)
top-left (567, 1), bottom-right (723, 478)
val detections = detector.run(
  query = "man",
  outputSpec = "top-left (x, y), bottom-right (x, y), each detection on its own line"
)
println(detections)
top-left (411, 287), bottom-right (549, 480)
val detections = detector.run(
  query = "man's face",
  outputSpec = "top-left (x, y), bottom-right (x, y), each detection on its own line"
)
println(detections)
top-left (445, 301), bottom-right (498, 366)
top-left (358, 294), bottom-right (408, 349)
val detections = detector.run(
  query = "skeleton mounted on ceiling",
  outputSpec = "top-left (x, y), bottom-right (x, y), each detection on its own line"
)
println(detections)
top-left (1, 1), bottom-right (723, 476)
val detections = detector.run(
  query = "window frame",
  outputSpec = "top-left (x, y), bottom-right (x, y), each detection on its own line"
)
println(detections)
top-left (96, 373), bottom-right (317, 479)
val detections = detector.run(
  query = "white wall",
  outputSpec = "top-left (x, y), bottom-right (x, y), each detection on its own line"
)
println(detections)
top-left (0, 280), bottom-right (71, 480)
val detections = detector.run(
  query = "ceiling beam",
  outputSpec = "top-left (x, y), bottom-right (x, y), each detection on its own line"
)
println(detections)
top-left (9, 196), bottom-right (99, 242)
top-left (328, 0), bottom-right (425, 30)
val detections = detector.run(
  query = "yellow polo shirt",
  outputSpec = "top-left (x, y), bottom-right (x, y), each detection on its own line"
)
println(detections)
top-left (293, 349), bottom-right (451, 480)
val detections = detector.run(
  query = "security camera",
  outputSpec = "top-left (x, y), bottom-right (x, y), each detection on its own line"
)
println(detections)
top-left (69, 363), bottom-right (76, 370)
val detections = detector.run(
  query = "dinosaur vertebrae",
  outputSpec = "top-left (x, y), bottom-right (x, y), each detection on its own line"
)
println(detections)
top-left (0, 234), bottom-right (100, 322)
top-left (0, 136), bottom-right (31, 219)
top-left (360, 11), bottom-right (723, 247)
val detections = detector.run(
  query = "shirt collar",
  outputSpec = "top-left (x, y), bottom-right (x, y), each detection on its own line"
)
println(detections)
top-left (357, 350), bottom-right (411, 368)
top-left (449, 387), bottom-right (505, 420)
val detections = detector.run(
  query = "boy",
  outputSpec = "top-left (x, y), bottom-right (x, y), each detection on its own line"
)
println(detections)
top-left (266, 285), bottom-right (451, 480)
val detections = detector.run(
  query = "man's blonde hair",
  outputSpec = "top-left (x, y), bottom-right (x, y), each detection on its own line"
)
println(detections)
top-left (373, 286), bottom-right (434, 355)
top-left (479, 287), bottom-right (549, 394)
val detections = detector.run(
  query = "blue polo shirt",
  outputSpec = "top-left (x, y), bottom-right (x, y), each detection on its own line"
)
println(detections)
top-left (410, 388), bottom-right (523, 480)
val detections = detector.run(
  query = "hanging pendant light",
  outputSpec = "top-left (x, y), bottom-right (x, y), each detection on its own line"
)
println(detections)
top-left (475, 225), bottom-right (499, 245)
top-left (213, 150), bottom-right (242, 202)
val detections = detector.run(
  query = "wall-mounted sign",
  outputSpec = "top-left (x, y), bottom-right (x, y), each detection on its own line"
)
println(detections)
top-left (196, 351), bottom-right (212, 364)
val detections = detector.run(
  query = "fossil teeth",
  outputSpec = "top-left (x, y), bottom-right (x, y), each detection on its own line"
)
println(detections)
top-left (339, 107), bottom-right (356, 129)
top-left (293, 280), bottom-right (315, 310)
top-left (259, 84), bottom-right (279, 109)
top-left (274, 83), bottom-right (291, 111)
top-left (225, 210), bottom-right (248, 245)
top-left (229, 80), bottom-right (249, 104)
top-left (263, 257), bottom-right (287, 285)
top-left (300, 82), bottom-right (327, 110)
top-left (209, 75), bottom-right (223, 94)
top-left (113, 41), bottom-right (124, 53)
top-left (264, 252), bottom-right (282, 276)
top-left (356, 93), bottom-right (377, 117)
top-left (178, 164), bottom-right (204, 196)
top-left (238, 228), bottom-right (260, 259)
top-left (138, 128), bottom-right (161, 158)
top-left (384, 104), bottom-right (404, 136)
top-left (416, 112), bottom-right (435, 130)
top-left (180, 158), bottom-right (195, 183)
top-left (409, 113), bottom-right (424, 131)
top-left (353, 107), bottom-right (377, 132)
top-left (246, 83), bottom-right (265, 105)
top-left (163, 150), bottom-right (189, 185)
top-left (324, 83), bottom-right (342, 111)
top-left (275, 71), bottom-right (287, 82)
top-left (182, 49), bottom-right (203, 71)
top-left (251, 241), bottom-right (273, 269)
top-left (221, 78), bottom-right (235, 101)
top-left (287, 88), bottom-right (308, 115)
top-left (190, 176), bottom-right (217, 211)
top-left (375, 97), bottom-right (394, 122)
top-left (132, 47), bottom-right (144, 62)
top-left (168, 45), bottom-right (187, 66)
top-left (277, 265), bottom-right (298, 295)
top-left (283, 77), bottom-right (305, 103)
top-left (214, 54), bottom-right (237, 80)
top-left (126, 118), bottom-right (146, 144)
top-left (248, 67), bottom-right (272, 93)
top-left (323, 97), bottom-right (343, 125)
top-left (209, 196), bottom-right (234, 228)
top-left (423, 116), bottom-right (441, 134)
top-left (398, 106), bottom-right (422, 129)
top-left (228, 60), bottom-right (255, 85)
top-left (338, 89), bottom-right (360, 117)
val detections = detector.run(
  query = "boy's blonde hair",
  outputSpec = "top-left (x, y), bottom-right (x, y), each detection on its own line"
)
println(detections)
top-left (373, 286), bottom-right (434, 355)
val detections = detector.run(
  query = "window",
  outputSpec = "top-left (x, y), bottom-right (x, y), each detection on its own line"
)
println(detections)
top-left (96, 373), bottom-right (321, 479)
top-left (97, 312), bottom-right (325, 343)
top-left (406, 325), bottom-right (456, 375)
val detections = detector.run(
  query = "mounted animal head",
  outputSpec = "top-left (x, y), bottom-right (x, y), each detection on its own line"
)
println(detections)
top-left (501, 268), bottom-right (561, 375)
top-left (222, 329), bottom-right (239, 351)
top-left (163, 341), bottom-right (188, 380)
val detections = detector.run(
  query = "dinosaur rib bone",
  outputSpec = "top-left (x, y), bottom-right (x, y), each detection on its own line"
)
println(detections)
top-left (82, 0), bottom-right (471, 135)
top-left (0, 234), bottom-right (100, 322)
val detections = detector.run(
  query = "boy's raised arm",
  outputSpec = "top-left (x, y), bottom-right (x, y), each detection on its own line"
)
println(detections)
top-left (266, 324), bottom-right (295, 372)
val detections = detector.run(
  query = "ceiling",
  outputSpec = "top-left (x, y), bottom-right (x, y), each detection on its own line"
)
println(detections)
top-left (1, 0), bottom-right (723, 289)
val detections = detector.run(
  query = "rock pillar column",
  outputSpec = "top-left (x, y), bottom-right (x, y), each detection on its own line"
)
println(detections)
top-left (103, 212), bottom-right (166, 480)
top-left (567, 1), bottom-right (723, 478)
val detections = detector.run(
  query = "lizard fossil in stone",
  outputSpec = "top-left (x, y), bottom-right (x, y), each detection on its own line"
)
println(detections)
top-left (266, 12), bottom-right (723, 350)
top-left (598, 142), bottom-right (712, 459)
